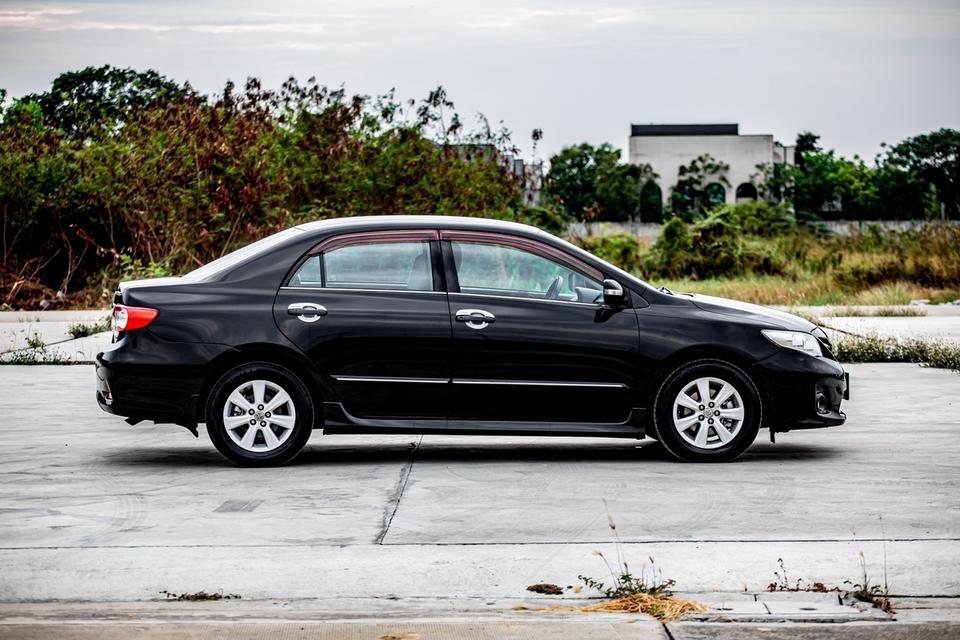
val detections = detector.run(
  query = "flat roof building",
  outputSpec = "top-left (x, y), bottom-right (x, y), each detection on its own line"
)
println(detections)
top-left (628, 123), bottom-right (794, 217)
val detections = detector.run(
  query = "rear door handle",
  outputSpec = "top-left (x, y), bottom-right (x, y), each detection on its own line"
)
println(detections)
top-left (455, 308), bottom-right (495, 329)
top-left (288, 302), bottom-right (327, 323)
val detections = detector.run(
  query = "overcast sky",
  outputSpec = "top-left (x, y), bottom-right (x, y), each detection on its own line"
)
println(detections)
top-left (1, 0), bottom-right (958, 161)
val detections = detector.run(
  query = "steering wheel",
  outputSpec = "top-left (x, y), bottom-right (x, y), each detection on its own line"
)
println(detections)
top-left (544, 275), bottom-right (563, 300)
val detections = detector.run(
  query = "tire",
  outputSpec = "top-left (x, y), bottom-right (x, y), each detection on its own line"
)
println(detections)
top-left (206, 362), bottom-right (315, 466)
top-left (652, 359), bottom-right (761, 462)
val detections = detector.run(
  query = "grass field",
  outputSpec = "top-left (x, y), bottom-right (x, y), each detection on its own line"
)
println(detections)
top-left (646, 276), bottom-right (959, 306)
top-left (575, 210), bottom-right (960, 307)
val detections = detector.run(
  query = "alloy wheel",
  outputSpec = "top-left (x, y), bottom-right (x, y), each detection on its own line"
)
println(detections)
top-left (222, 379), bottom-right (297, 452)
top-left (671, 376), bottom-right (745, 450)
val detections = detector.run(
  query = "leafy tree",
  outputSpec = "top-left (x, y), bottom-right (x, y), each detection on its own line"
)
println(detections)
top-left (751, 161), bottom-right (791, 203)
top-left (870, 160), bottom-right (936, 220)
top-left (17, 65), bottom-right (188, 140)
top-left (792, 150), bottom-right (842, 218)
top-left (755, 130), bottom-right (938, 221)
top-left (544, 143), bottom-right (654, 221)
top-left (887, 128), bottom-right (960, 219)
top-left (0, 72), bottom-right (529, 307)
top-left (794, 131), bottom-right (821, 169)
top-left (669, 154), bottom-right (730, 220)
top-left (639, 180), bottom-right (663, 222)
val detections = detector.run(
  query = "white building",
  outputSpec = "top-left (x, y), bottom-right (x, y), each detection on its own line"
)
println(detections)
top-left (628, 124), bottom-right (794, 216)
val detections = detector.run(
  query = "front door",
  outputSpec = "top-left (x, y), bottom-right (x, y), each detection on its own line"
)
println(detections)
top-left (442, 232), bottom-right (640, 424)
top-left (274, 231), bottom-right (450, 420)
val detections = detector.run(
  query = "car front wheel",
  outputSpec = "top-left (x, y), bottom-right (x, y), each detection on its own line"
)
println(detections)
top-left (206, 362), bottom-right (314, 466)
top-left (653, 359), bottom-right (761, 462)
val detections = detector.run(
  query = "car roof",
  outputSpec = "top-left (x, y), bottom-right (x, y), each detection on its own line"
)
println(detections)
top-left (295, 215), bottom-right (544, 237)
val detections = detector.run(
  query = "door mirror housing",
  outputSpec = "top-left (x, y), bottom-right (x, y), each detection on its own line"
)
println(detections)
top-left (602, 279), bottom-right (625, 306)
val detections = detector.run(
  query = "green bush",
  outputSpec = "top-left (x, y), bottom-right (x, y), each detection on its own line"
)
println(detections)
top-left (642, 210), bottom-right (787, 280)
top-left (68, 316), bottom-right (111, 339)
top-left (511, 205), bottom-right (570, 236)
top-left (714, 200), bottom-right (796, 237)
top-left (687, 209), bottom-right (742, 277)
top-left (575, 233), bottom-right (641, 269)
top-left (831, 223), bottom-right (960, 291)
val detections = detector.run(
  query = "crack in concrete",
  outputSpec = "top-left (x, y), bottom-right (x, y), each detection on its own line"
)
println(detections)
top-left (2, 536), bottom-right (957, 551)
top-left (375, 436), bottom-right (422, 545)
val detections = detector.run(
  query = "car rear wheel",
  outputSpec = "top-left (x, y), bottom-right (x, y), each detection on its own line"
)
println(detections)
top-left (653, 359), bottom-right (761, 462)
top-left (206, 362), bottom-right (314, 466)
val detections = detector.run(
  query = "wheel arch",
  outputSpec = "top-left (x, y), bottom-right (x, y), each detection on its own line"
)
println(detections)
top-left (648, 345), bottom-right (770, 426)
top-left (196, 343), bottom-right (329, 427)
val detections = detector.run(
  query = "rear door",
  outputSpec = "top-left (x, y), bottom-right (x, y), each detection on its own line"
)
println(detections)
top-left (442, 231), bottom-right (640, 424)
top-left (274, 230), bottom-right (451, 420)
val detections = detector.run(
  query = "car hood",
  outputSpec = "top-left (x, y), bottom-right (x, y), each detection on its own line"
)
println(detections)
top-left (686, 294), bottom-right (815, 331)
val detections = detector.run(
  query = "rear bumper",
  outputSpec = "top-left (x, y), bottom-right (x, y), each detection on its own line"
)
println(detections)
top-left (752, 350), bottom-right (848, 432)
top-left (96, 331), bottom-right (230, 426)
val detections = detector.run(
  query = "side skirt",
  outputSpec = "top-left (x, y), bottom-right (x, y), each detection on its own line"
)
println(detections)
top-left (322, 402), bottom-right (647, 438)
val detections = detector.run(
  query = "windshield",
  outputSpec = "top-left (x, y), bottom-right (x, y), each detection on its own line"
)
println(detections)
top-left (182, 227), bottom-right (305, 282)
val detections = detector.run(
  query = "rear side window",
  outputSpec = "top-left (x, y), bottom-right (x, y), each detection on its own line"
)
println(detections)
top-left (289, 241), bottom-right (434, 291)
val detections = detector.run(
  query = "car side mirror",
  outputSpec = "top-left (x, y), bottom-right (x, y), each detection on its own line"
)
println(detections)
top-left (602, 279), bottom-right (625, 306)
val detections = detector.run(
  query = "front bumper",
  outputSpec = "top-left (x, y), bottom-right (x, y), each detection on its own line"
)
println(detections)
top-left (752, 350), bottom-right (848, 432)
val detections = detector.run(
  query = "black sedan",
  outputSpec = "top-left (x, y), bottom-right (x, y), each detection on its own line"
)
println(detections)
top-left (96, 215), bottom-right (847, 465)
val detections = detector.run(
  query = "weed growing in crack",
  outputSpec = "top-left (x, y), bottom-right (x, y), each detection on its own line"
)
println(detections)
top-left (578, 500), bottom-right (675, 599)
top-left (68, 316), bottom-right (111, 339)
top-left (160, 590), bottom-right (241, 601)
top-left (767, 558), bottom-right (839, 593)
top-left (845, 551), bottom-right (894, 614)
top-left (25, 332), bottom-right (45, 350)
top-left (1, 332), bottom-right (75, 364)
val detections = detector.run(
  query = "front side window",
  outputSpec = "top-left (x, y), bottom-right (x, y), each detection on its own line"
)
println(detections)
top-left (452, 241), bottom-right (602, 303)
top-left (289, 241), bottom-right (434, 291)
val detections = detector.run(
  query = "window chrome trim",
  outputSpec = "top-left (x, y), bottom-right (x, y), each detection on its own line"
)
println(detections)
top-left (280, 286), bottom-right (445, 295)
top-left (333, 375), bottom-right (448, 384)
top-left (449, 291), bottom-right (601, 308)
top-left (451, 379), bottom-right (627, 389)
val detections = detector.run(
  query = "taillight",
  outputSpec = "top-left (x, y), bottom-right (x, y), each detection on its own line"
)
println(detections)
top-left (112, 305), bottom-right (158, 332)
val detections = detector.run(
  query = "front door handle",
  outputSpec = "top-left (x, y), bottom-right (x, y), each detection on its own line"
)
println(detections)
top-left (455, 308), bottom-right (495, 330)
top-left (288, 302), bottom-right (328, 323)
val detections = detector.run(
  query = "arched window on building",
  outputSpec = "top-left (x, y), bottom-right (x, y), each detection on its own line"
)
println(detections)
top-left (639, 181), bottom-right (663, 222)
top-left (736, 183), bottom-right (758, 202)
top-left (704, 183), bottom-right (726, 208)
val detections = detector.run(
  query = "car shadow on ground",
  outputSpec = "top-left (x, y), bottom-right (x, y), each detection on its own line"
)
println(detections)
top-left (101, 439), bottom-right (842, 468)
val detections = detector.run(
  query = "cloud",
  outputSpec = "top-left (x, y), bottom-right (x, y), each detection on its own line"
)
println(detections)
top-left (190, 22), bottom-right (328, 35)
top-left (466, 9), bottom-right (563, 30)
top-left (62, 21), bottom-right (174, 32)
top-left (0, 6), bottom-right (80, 27)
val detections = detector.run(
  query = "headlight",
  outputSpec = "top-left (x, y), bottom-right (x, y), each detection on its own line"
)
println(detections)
top-left (761, 330), bottom-right (823, 357)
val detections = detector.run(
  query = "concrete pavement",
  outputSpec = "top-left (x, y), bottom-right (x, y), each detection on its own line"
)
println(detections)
top-left (821, 316), bottom-right (960, 344)
top-left (1, 362), bottom-right (958, 635)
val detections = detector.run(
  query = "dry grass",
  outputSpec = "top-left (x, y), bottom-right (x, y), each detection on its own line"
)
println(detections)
top-left (818, 306), bottom-right (927, 317)
top-left (848, 282), bottom-right (958, 306)
top-left (578, 593), bottom-right (706, 621)
top-left (540, 593), bottom-right (705, 622)
top-left (831, 334), bottom-right (960, 370)
top-left (652, 274), bottom-right (841, 306)
top-left (652, 275), bottom-right (959, 307)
